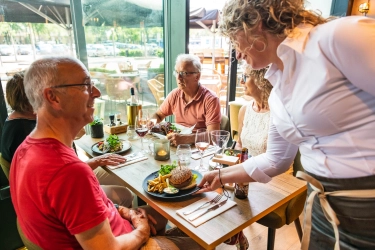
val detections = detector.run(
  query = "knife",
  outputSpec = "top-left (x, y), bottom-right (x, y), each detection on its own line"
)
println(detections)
top-left (188, 199), bottom-right (227, 221)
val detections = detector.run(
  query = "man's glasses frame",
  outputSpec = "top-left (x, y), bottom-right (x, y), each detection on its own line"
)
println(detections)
top-left (51, 81), bottom-right (94, 94)
top-left (173, 71), bottom-right (199, 78)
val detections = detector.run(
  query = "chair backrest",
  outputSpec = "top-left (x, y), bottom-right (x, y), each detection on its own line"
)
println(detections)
top-left (220, 114), bottom-right (230, 132)
top-left (229, 102), bottom-right (243, 141)
top-left (17, 219), bottom-right (42, 250)
top-left (0, 153), bottom-right (10, 180)
top-left (147, 79), bottom-right (164, 106)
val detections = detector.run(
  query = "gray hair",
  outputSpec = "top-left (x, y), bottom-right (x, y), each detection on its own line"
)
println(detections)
top-left (24, 57), bottom-right (85, 111)
top-left (175, 54), bottom-right (201, 72)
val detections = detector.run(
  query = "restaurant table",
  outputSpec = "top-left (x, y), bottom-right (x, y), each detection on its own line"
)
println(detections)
top-left (75, 133), bottom-right (307, 249)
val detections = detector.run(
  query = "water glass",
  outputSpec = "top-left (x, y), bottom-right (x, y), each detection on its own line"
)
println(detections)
top-left (126, 125), bottom-right (138, 140)
top-left (176, 144), bottom-right (192, 167)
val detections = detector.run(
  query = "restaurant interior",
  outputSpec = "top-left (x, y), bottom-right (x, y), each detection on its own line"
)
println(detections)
top-left (0, 0), bottom-right (373, 249)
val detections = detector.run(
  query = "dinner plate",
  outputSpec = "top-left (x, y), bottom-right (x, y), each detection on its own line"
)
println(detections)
top-left (151, 132), bottom-right (167, 139)
top-left (142, 170), bottom-right (202, 199)
top-left (91, 139), bottom-right (132, 155)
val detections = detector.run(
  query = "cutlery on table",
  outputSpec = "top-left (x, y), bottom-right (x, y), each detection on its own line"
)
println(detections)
top-left (188, 199), bottom-right (228, 221)
top-left (183, 194), bottom-right (222, 215)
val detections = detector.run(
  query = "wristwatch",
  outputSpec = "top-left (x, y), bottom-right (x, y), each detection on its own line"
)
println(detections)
top-left (114, 204), bottom-right (119, 211)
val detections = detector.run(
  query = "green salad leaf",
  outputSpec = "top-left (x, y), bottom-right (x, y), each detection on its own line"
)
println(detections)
top-left (159, 161), bottom-right (178, 175)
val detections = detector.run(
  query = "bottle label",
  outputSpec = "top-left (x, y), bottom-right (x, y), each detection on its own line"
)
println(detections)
top-left (234, 182), bottom-right (249, 199)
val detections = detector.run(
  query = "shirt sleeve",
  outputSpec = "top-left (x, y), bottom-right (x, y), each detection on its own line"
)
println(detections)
top-left (242, 114), bottom-right (298, 183)
top-left (158, 90), bottom-right (175, 117)
top-left (326, 17), bottom-right (375, 97)
top-left (204, 94), bottom-right (221, 126)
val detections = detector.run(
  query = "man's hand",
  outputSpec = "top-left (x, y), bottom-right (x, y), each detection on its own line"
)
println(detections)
top-left (86, 153), bottom-right (126, 169)
top-left (129, 208), bottom-right (150, 240)
top-left (130, 208), bottom-right (157, 235)
top-left (167, 133), bottom-right (194, 147)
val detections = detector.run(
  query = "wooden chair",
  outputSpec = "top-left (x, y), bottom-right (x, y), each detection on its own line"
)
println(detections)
top-left (0, 154), bottom-right (24, 249)
top-left (229, 102), bottom-right (243, 141)
top-left (256, 151), bottom-right (306, 250)
top-left (147, 79), bottom-right (164, 107)
top-left (137, 61), bottom-right (151, 71)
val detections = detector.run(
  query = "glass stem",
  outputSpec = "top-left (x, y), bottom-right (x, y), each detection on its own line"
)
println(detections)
top-left (141, 137), bottom-right (144, 150)
top-left (200, 151), bottom-right (204, 167)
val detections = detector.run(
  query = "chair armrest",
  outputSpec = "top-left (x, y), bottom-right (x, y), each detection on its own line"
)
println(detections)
top-left (0, 185), bottom-right (10, 200)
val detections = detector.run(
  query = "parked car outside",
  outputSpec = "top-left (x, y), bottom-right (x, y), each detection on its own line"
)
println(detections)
top-left (17, 44), bottom-right (33, 55)
top-left (51, 44), bottom-right (69, 55)
top-left (0, 45), bottom-right (15, 56)
top-left (86, 44), bottom-right (106, 57)
top-left (104, 45), bottom-right (120, 56)
top-left (36, 44), bottom-right (53, 55)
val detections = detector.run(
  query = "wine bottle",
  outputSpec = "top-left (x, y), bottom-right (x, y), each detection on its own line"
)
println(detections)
top-left (127, 88), bottom-right (138, 126)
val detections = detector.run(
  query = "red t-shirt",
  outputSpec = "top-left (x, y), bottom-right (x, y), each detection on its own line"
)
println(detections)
top-left (10, 137), bottom-right (133, 249)
top-left (159, 85), bottom-right (221, 130)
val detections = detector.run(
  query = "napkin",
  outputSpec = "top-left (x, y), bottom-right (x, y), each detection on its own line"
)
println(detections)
top-left (191, 146), bottom-right (216, 160)
top-left (107, 156), bottom-right (148, 170)
top-left (176, 192), bottom-right (237, 227)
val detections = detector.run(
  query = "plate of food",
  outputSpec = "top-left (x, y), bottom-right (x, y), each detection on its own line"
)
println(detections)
top-left (91, 134), bottom-right (131, 155)
top-left (209, 149), bottom-right (242, 169)
top-left (142, 162), bottom-right (202, 199)
top-left (150, 122), bottom-right (185, 137)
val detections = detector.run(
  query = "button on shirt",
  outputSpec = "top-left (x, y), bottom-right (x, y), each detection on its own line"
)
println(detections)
top-left (242, 16), bottom-right (375, 182)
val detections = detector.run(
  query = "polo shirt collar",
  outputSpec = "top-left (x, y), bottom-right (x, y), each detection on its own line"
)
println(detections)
top-left (179, 84), bottom-right (204, 104)
top-left (265, 23), bottom-right (314, 84)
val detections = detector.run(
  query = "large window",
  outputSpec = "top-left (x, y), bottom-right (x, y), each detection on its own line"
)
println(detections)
top-left (0, 0), bottom-right (164, 125)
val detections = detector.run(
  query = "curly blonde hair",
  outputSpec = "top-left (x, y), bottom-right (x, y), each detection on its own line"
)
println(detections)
top-left (245, 66), bottom-right (272, 110)
top-left (220, 0), bottom-right (329, 44)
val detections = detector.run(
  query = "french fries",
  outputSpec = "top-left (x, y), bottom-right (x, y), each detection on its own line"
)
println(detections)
top-left (147, 173), bottom-right (172, 193)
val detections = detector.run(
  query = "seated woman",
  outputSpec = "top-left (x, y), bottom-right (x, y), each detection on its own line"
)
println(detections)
top-left (235, 66), bottom-right (271, 155)
top-left (0, 73), bottom-right (133, 207)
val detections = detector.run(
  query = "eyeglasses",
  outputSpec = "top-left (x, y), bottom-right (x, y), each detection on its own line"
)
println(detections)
top-left (242, 74), bottom-right (250, 82)
top-left (173, 71), bottom-right (199, 78)
top-left (51, 81), bottom-right (94, 94)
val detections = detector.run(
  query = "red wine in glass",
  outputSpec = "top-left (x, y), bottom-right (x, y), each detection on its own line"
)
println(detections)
top-left (136, 128), bottom-right (148, 137)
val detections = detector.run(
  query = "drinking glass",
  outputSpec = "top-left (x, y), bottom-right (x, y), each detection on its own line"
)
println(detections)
top-left (210, 130), bottom-right (230, 169)
top-left (176, 144), bottom-right (192, 167)
top-left (195, 129), bottom-right (210, 172)
top-left (135, 110), bottom-right (149, 153)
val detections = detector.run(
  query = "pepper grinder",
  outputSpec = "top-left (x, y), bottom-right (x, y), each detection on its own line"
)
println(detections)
top-left (116, 113), bottom-right (122, 126)
top-left (109, 114), bottom-right (116, 127)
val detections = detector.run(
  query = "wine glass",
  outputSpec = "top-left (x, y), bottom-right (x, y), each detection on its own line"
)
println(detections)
top-left (176, 144), bottom-right (192, 167)
top-left (135, 110), bottom-right (149, 153)
top-left (210, 130), bottom-right (230, 169)
top-left (195, 128), bottom-right (210, 172)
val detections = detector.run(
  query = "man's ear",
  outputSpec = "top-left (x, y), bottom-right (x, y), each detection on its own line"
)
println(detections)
top-left (43, 88), bottom-right (62, 110)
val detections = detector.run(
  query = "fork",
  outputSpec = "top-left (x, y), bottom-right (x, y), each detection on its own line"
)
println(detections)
top-left (183, 194), bottom-right (222, 215)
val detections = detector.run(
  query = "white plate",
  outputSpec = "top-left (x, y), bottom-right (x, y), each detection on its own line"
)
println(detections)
top-left (151, 132), bottom-right (167, 139)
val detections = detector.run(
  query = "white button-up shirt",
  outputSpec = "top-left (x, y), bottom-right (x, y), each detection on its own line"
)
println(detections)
top-left (242, 16), bottom-right (375, 182)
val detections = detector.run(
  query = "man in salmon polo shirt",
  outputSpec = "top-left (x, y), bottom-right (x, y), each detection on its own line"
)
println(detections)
top-left (151, 54), bottom-right (221, 146)
top-left (10, 57), bottom-right (203, 250)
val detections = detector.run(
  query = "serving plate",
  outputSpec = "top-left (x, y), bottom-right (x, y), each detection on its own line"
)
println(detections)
top-left (91, 139), bottom-right (132, 155)
top-left (142, 170), bottom-right (202, 199)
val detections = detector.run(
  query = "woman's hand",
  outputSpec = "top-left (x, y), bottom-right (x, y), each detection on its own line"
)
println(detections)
top-left (195, 170), bottom-right (222, 194)
top-left (86, 153), bottom-right (126, 169)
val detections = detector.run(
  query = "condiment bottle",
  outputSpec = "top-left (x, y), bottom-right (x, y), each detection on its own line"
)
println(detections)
top-left (127, 88), bottom-right (138, 126)
top-left (235, 147), bottom-right (249, 199)
top-left (239, 148), bottom-right (248, 163)
top-left (116, 113), bottom-right (122, 126)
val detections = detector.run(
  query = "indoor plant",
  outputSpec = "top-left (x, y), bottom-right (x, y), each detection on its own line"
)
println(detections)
top-left (89, 117), bottom-right (104, 138)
